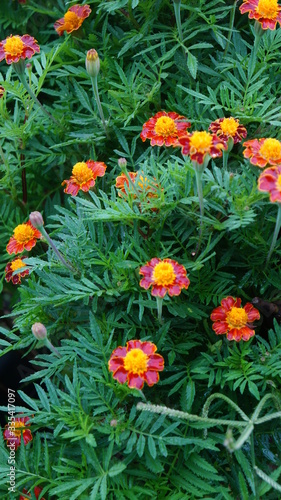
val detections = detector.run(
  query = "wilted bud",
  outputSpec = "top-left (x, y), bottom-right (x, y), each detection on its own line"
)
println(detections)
top-left (29, 211), bottom-right (44, 229)
top-left (32, 322), bottom-right (47, 340)
top-left (118, 158), bottom-right (127, 170)
top-left (86, 49), bottom-right (100, 78)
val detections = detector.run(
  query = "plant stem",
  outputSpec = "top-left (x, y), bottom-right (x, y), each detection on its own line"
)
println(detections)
top-left (90, 76), bottom-right (109, 138)
top-left (194, 166), bottom-right (204, 218)
top-left (250, 432), bottom-right (260, 500)
top-left (173, 0), bottom-right (185, 58)
top-left (266, 203), bottom-right (281, 264)
top-left (156, 296), bottom-right (163, 323)
top-left (45, 339), bottom-right (61, 357)
top-left (40, 226), bottom-right (76, 272)
top-left (223, 0), bottom-right (237, 57)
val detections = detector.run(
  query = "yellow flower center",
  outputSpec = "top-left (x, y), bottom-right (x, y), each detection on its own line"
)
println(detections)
top-left (123, 348), bottom-right (148, 374)
top-left (11, 259), bottom-right (25, 272)
top-left (152, 261), bottom-right (176, 286)
top-left (226, 307), bottom-right (248, 329)
top-left (10, 420), bottom-right (25, 438)
top-left (259, 138), bottom-right (281, 161)
top-left (257, 0), bottom-right (279, 18)
top-left (276, 174), bottom-right (281, 191)
top-left (72, 162), bottom-right (93, 184)
top-left (4, 36), bottom-right (24, 56)
top-left (190, 131), bottom-right (213, 152)
top-left (64, 10), bottom-right (80, 30)
top-left (154, 116), bottom-right (176, 137)
top-left (14, 224), bottom-right (34, 244)
top-left (220, 117), bottom-right (239, 137)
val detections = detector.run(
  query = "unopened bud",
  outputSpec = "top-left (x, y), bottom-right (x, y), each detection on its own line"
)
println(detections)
top-left (29, 211), bottom-right (44, 229)
top-left (32, 322), bottom-right (47, 340)
top-left (86, 49), bottom-right (100, 78)
top-left (110, 419), bottom-right (118, 427)
top-left (26, 63), bottom-right (32, 70)
top-left (118, 158), bottom-right (127, 170)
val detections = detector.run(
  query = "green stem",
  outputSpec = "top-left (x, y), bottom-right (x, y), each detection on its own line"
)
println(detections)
top-left (45, 339), bottom-right (61, 358)
top-left (127, 0), bottom-right (141, 30)
top-left (0, 142), bottom-right (18, 200)
top-left (40, 226), bottom-right (76, 273)
top-left (16, 71), bottom-right (60, 126)
top-left (91, 76), bottom-right (109, 138)
top-left (156, 296), bottom-right (163, 324)
top-left (250, 432), bottom-right (260, 500)
top-left (194, 166), bottom-right (204, 218)
top-left (223, 150), bottom-right (229, 170)
top-left (173, 0), bottom-right (185, 58)
top-left (266, 203), bottom-right (281, 264)
top-left (223, 0), bottom-right (237, 57)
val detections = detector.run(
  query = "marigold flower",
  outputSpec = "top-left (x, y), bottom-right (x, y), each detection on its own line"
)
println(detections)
top-left (210, 296), bottom-right (260, 342)
top-left (0, 86), bottom-right (5, 98)
top-left (115, 172), bottom-right (158, 198)
top-left (5, 256), bottom-right (29, 285)
top-left (20, 486), bottom-right (45, 500)
top-left (179, 131), bottom-right (227, 165)
top-left (239, 0), bottom-right (281, 30)
top-left (108, 340), bottom-right (164, 389)
top-left (62, 160), bottom-right (107, 197)
top-left (54, 4), bottom-right (92, 36)
top-left (139, 257), bottom-right (190, 298)
top-left (6, 221), bottom-right (42, 255)
top-left (209, 117), bottom-right (247, 144)
top-left (243, 138), bottom-right (281, 168)
top-left (3, 416), bottom-right (32, 451)
top-left (140, 111), bottom-right (191, 147)
top-left (258, 165), bottom-right (281, 202)
top-left (0, 35), bottom-right (39, 65)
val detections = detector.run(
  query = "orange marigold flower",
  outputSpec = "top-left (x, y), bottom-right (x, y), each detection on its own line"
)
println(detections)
top-left (209, 117), bottom-right (247, 144)
top-left (20, 486), bottom-right (45, 500)
top-left (139, 257), bottom-right (190, 298)
top-left (211, 296), bottom-right (260, 342)
top-left (62, 160), bottom-right (107, 197)
top-left (5, 256), bottom-right (29, 285)
top-left (0, 35), bottom-right (39, 65)
top-left (115, 172), bottom-right (158, 198)
top-left (3, 416), bottom-right (32, 451)
top-left (258, 165), bottom-right (281, 202)
top-left (243, 138), bottom-right (281, 168)
top-left (6, 221), bottom-right (42, 255)
top-left (140, 111), bottom-right (191, 147)
top-left (0, 86), bottom-right (5, 98)
top-left (179, 131), bottom-right (227, 165)
top-left (239, 0), bottom-right (281, 30)
top-left (108, 340), bottom-right (164, 389)
top-left (54, 4), bottom-right (92, 36)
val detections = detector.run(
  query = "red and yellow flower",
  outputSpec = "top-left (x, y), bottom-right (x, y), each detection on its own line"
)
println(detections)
top-left (6, 221), bottom-right (42, 255)
top-left (243, 138), bottom-right (281, 168)
top-left (19, 486), bottom-right (45, 500)
top-left (0, 35), bottom-right (39, 65)
top-left (209, 117), bottom-right (247, 144)
top-left (140, 111), bottom-right (191, 147)
top-left (115, 172), bottom-right (158, 198)
top-left (5, 256), bottom-right (29, 285)
top-left (3, 416), bottom-right (32, 451)
top-left (179, 131), bottom-right (227, 165)
top-left (54, 4), bottom-right (92, 36)
top-left (108, 340), bottom-right (164, 389)
top-left (62, 160), bottom-right (107, 197)
top-left (211, 296), bottom-right (260, 342)
top-left (239, 0), bottom-right (281, 30)
top-left (0, 86), bottom-right (5, 98)
top-left (258, 165), bottom-right (281, 202)
top-left (139, 257), bottom-right (190, 298)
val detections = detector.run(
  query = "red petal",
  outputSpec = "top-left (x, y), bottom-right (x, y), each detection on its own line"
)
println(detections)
top-left (144, 370), bottom-right (160, 386)
top-left (127, 373), bottom-right (144, 389)
top-left (112, 367), bottom-right (128, 384)
top-left (221, 296), bottom-right (237, 311)
top-left (141, 342), bottom-right (157, 356)
top-left (212, 321), bottom-right (229, 335)
top-left (108, 356), bottom-right (124, 372)
top-left (147, 354), bottom-right (164, 370)
top-left (210, 306), bottom-right (227, 321)
top-left (244, 303), bottom-right (260, 322)
top-left (151, 285), bottom-right (167, 297)
top-left (111, 346), bottom-right (127, 357)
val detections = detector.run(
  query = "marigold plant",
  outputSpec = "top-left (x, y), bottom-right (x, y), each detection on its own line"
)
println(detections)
top-left (62, 161), bottom-right (107, 197)
top-left (139, 258), bottom-right (190, 297)
top-left (6, 221), bottom-right (42, 255)
top-left (5, 256), bottom-right (29, 284)
top-left (243, 138), bottom-right (281, 168)
top-left (209, 117), bottom-right (247, 144)
top-left (54, 4), bottom-right (92, 36)
top-left (210, 296), bottom-right (260, 342)
top-left (3, 417), bottom-right (32, 451)
top-left (239, 0), bottom-right (281, 30)
top-left (0, 34), bottom-right (39, 64)
top-left (140, 111), bottom-right (191, 147)
top-left (179, 131), bottom-right (227, 164)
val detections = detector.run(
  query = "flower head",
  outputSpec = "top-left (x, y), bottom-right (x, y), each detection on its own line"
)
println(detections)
top-left (86, 49), bottom-right (100, 77)
top-left (258, 165), bottom-right (281, 202)
top-left (108, 340), bottom-right (164, 389)
top-left (62, 160), bottom-right (107, 197)
top-left (6, 221), bottom-right (42, 255)
top-left (20, 486), bottom-right (45, 500)
top-left (3, 416), bottom-right (32, 451)
top-left (209, 117), bottom-right (247, 144)
top-left (0, 35), bottom-right (39, 65)
top-left (139, 257), bottom-right (190, 298)
top-left (32, 323), bottom-right (47, 341)
top-left (239, 0), bottom-right (281, 30)
top-left (0, 86), bottom-right (5, 98)
top-left (115, 172), bottom-right (158, 198)
top-left (243, 138), bottom-right (281, 168)
top-left (5, 256), bottom-right (29, 285)
top-left (179, 131), bottom-right (227, 165)
top-left (140, 111), bottom-right (191, 147)
top-left (211, 296), bottom-right (260, 342)
top-left (54, 4), bottom-right (92, 36)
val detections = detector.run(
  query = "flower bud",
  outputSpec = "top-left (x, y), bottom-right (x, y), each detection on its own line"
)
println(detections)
top-left (110, 419), bottom-right (118, 427)
top-left (29, 211), bottom-right (44, 229)
top-left (32, 322), bottom-right (47, 340)
top-left (86, 49), bottom-right (100, 78)
top-left (118, 158), bottom-right (127, 170)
